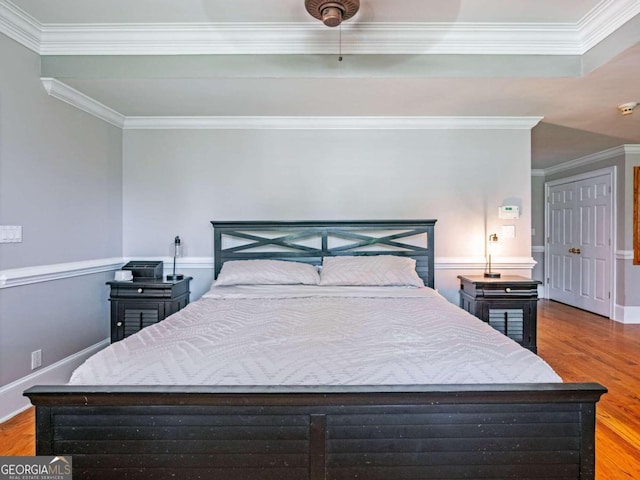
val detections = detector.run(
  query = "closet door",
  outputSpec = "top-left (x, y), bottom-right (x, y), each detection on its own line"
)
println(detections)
top-left (547, 171), bottom-right (612, 317)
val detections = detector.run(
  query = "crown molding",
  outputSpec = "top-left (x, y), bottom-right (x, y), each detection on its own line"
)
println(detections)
top-left (2, 0), bottom-right (639, 56)
top-left (124, 115), bottom-right (543, 130)
top-left (543, 144), bottom-right (640, 176)
top-left (39, 78), bottom-right (542, 130)
top-left (41, 78), bottom-right (125, 128)
top-left (578, 0), bottom-right (640, 51)
top-left (0, 0), bottom-right (40, 52)
top-left (625, 144), bottom-right (640, 154)
top-left (33, 22), bottom-right (582, 56)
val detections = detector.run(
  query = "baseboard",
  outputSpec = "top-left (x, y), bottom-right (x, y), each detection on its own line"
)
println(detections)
top-left (537, 285), bottom-right (546, 298)
top-left (613, 305), bottom-right (640, 324)
top-left (0, 338), bottom-right (109, 423)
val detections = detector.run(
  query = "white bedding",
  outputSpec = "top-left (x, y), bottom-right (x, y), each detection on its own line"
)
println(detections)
top-left (70, 285), bottom-right (561, 385)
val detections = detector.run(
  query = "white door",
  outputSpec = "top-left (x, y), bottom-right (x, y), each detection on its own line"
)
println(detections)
top-left (546, 171), bottom-right (613, 317)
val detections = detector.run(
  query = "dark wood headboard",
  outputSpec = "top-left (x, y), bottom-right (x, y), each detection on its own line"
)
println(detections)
top-left (210, 220), bottom-right (437, 288)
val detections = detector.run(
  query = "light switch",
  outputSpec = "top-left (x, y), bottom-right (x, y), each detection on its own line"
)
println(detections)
top-left (0, 225), bottom-right (22, 243)
top-left (501, 225), bottom-right (516, 239)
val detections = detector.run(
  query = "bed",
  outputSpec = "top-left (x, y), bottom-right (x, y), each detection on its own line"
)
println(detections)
top-left (25, 220), bottom-right (606, 480)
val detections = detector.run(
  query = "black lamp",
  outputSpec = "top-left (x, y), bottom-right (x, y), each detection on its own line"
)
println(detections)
top-left (484, 233), bottom-right (501, 278)
top-left (166, 236), bottom-right (184, 281)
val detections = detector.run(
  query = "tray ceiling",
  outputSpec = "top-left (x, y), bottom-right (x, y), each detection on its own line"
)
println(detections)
top-left (2, 0), bottom-right (639, 169)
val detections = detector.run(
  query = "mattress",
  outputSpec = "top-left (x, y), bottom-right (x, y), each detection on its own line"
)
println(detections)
top-left (70, 285), bottom-right (562, 385)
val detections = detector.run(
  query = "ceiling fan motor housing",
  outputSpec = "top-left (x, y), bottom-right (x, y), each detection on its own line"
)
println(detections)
top-left (305, 0), bottom-right (360, 27)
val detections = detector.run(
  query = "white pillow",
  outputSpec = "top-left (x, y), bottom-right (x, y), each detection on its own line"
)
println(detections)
top-left (214, 259), bottom-right (320, 286)
top-left (319, 255), bottom-right (424, 287)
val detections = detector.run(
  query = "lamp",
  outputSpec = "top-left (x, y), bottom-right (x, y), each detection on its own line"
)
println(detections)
top-left (166, 236), bottom-right (184, 281)
top-left (484, 233), bottom-right (500, 278)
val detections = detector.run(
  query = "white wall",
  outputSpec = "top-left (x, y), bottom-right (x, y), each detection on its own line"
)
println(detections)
top-left (123, 127), bottom-right (534, 301)
top-left (0, 34), bottom-right (123, 415)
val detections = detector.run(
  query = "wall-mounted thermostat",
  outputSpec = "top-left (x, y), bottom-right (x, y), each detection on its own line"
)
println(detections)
top-left (498, 206), bottom-right (520, 219)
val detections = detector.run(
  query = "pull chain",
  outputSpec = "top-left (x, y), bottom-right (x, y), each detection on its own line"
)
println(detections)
top-left (338, 23), bottom-right (343, 61)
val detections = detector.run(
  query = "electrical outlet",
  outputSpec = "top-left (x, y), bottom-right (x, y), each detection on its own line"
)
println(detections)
top-left (0, 225), bottom-right (22, 243)
top-left (31, 349), bottom-right (42, 370)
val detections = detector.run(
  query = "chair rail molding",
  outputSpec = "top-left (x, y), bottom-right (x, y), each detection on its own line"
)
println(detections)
top-left (136, 256), bottom-right (537, 271)
top-left (0, 258), bottom-right (124, 288)
top-left (0, 255), bottom-right (539, 288)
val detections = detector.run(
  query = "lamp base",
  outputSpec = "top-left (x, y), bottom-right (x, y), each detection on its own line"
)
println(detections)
top-left (484, 272), bottom-right (501, 278)
top-left (166, 274), bottom-right (184, 281)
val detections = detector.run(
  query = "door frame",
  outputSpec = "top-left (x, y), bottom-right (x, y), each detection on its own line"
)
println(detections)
top-left (544, 166), bottom-right (617, 318)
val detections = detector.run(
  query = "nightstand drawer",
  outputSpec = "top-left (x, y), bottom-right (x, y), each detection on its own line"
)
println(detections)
top-left (481, 286), bottom-right (538, 297)
top-left (110, 284), bottom-right (173, 298)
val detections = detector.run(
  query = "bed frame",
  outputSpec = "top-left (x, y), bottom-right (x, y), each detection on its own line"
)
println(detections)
top-left (25, 220), bottom-right (606, 480)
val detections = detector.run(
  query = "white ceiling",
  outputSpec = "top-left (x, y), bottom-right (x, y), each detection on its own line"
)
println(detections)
top-left (2, 0), bottom-right (640, 169)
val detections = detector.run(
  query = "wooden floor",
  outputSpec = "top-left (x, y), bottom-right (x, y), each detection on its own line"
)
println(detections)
top-left (536, 300), bottom-right (640, 480)
top-left (1, 300), bottom-right (639, 478)
top-left (0, 405), bottom-right (34, 456)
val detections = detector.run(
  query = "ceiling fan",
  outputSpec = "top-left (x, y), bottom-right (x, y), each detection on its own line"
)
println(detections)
top-left (304, 0), bottom-right (360, 27)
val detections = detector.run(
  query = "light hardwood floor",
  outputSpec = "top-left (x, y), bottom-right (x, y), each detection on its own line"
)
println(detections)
top-left (1, 300), bottom-right (639, 478)
top-left (0, 406), bottom-right (34, 456)
top-left (536, 300), bottom-right (640, 480)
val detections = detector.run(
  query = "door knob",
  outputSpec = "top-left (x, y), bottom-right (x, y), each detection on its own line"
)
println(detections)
top-left (568, 248), bottom-right (581, 254)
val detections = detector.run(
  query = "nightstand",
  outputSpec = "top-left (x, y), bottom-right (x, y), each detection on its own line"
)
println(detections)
top-left (107, 277), bottom-right (191, 342)
top-left (458, 275), bottom-right (541, 353)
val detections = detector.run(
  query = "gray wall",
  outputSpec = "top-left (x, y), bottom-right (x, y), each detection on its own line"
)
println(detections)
top-left (123, 128), bottom-right (535, 301)
top-left (530, 174), bottom-right (545, 283)
top-left (0, 34), bottom-right (123, 387)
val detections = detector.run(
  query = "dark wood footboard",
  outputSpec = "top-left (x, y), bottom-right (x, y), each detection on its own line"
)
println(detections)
top-left (25, 383), bottom-right (606, 480)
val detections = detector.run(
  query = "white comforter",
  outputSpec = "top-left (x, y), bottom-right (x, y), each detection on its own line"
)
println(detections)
top-left (70, 285), bottom-right (561, 385)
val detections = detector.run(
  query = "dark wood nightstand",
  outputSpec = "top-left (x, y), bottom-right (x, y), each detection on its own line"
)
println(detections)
top-left (107, 277), bottom-right (191, 342)
top-left (458, 275), bottom-right (541, 353)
